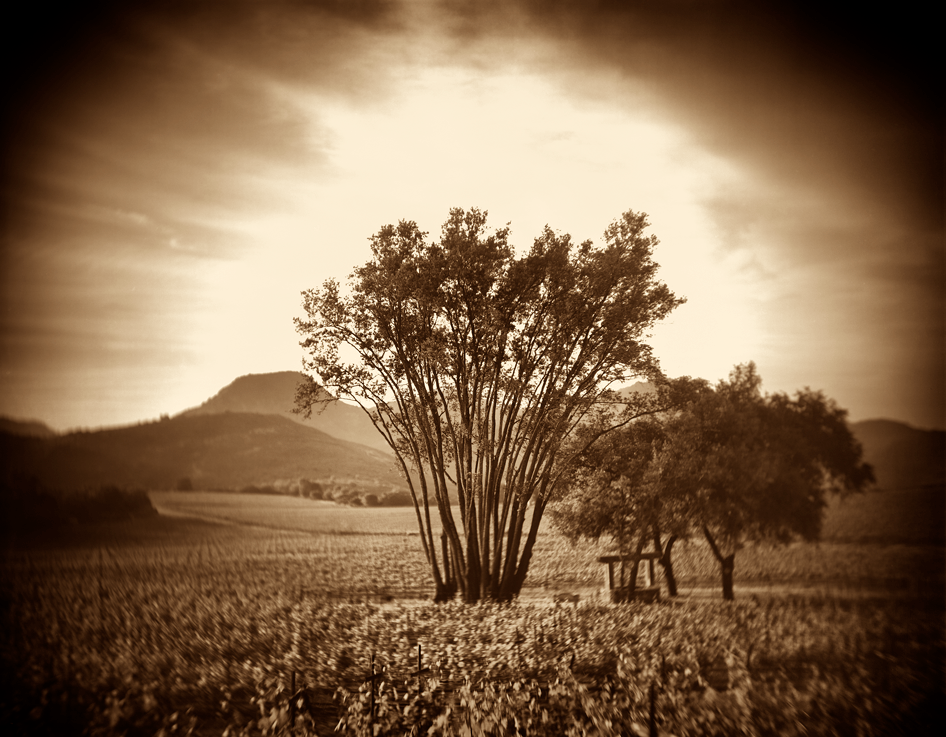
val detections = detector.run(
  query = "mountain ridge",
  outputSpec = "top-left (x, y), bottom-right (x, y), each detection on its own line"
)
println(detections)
top-left (1, 371), bottom-right (942, 494)
top-left (0, 417), bottom-right (57, 438)
top-left (0, 411), bottom-right (401, 492)
top-left (180, 371), bottom-right (392, 454)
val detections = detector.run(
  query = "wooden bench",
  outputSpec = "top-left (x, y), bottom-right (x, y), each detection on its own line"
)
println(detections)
top-left (598, 554), bottom-right (661, 603)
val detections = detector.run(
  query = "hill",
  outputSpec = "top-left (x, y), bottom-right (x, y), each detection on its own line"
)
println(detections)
top-left (0, 417), bottom-right (57, 438)
top-left (181, 374), bottom-right (944, 492)
top-left (849, 419), bottom-right (944, 489)
top-left (182, 371), bottom-right (391, 453)
top-left (1, 371), bottom-right (941, 513)
top-left (822, 485), bottom-right (944, 545)
top-left (0, 412), bottom-right (401, 492)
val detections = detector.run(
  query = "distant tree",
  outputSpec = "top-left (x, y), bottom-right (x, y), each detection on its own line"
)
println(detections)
top-left (380, 490), bottom-right (413, 507)
top-left (175, 477), bottom-right (193, 492)
top-left (655, 363), bottom-right (874, 600)
top-left (299, 479), bottom-right (323, 499)
top-left (295, 207), bottom-right (684, 602)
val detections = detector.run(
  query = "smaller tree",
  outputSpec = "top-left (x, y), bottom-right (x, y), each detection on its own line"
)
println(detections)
top-left (549, 378), bottom-right (701, 597)
top-left (655, 363), bottom-right (874, 600)
top-left (551, 418), bottom-right (661, 597)
top-left (300, 479), bottom-right (323, 499)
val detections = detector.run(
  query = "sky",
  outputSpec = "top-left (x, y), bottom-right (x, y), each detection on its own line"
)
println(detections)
top-left (1, 0), bottom-right (942, 432)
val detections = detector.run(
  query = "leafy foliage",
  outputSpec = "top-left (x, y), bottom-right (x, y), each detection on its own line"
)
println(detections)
top-left (654, 363), bottom-right (874, 599)
top-left (554, 363), bottom-right (875, 600)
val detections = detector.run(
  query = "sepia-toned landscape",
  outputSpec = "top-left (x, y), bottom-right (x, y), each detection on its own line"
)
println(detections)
top-left (2, 371), bottom-right (943, 735)
top-left (2, 1), bottom-right (942, 735)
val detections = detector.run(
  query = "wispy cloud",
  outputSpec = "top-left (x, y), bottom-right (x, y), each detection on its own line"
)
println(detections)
top-left (1, 0), bottom-right (940, 429)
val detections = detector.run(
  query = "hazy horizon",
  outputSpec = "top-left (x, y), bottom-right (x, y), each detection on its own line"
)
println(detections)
top-left (2, 1), bottom-right (942, 431)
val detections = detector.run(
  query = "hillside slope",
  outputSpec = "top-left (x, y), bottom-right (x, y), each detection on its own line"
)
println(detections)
top-left (179, 374), bottom-right (945, 492)
top-left (0, 417), bottom-right (57, 438)
top-left (182, 371), bottom-right (391, 453)
top-left (850, 419), bottom-right (944, 489)
top-left (0, 412), bottom-right (401, 492)
top-left (2, 371), bottom-right (941, 502)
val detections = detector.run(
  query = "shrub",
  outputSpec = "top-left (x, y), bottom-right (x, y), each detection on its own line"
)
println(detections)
top-left (380, 490), bottom-right (413, 507)
top-left (300, 479), bottom-right (323, 499)
top-left (0, 479), bottom-right (157, 532)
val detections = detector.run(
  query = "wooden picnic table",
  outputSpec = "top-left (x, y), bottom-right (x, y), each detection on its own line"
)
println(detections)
top-left (598, 553), bottom-right (661, 603)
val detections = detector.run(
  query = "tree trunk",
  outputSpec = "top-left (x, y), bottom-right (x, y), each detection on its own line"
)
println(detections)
top-left (702, 526), bottom-right (736, 601)
top-left (503, 504), bottom-right (543, 600)
top-left (653, 527), bottom-right (679, 597)
top-left (434, 532), bottom-right (458, 602)
top-left (720, 554), bottom-right (735, 601)
top-left (626, 529), bottom-right (647, 599)
top-left (464, 524), bottom-right (482, 604)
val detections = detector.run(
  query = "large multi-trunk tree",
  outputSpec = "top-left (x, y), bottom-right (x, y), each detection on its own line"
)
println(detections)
top-left (294, 207), bottom-right (684, 602)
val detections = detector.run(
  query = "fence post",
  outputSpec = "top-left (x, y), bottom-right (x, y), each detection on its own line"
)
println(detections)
top-left (289, 670), bottom-right (295, 737)
top-left (410, 642), bottom-right (431, 680)
top-left (649, 680), bottom-right (657, 737)
top-left (369, 653), bottom-right (375, 731)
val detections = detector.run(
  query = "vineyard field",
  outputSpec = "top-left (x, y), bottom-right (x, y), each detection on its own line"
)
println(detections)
top-left (149, 491), bottom-right (946, 596)
top-left (151, 487), bottom-right (946, 545)
top-left (149, 491), bottom-right (441, 536)
top-left (2, 494), bottom-right (943, 735)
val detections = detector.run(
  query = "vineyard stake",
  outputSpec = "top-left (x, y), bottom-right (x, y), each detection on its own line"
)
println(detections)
top-left (98, 547), bottom-right (105, 653)
top-left (410, 643), bottom-right (430, 679)
top-left (649, 680), bottom-right (657, 737)
top-left (290, 670), bottom-right (295, 737)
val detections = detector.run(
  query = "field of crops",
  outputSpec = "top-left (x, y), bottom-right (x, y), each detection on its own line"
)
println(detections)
top-left (150, 491), bottom-right (440, 536)
top-left (149, 491), bottom-right (945, 597)
top-left (2, 492), bottom-right (944, 736)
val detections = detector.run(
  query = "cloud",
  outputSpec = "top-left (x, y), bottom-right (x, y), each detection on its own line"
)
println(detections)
top-left (485, 0), bottom-right (943, 426)
top-left (1, 1), bottom-right (940, 429)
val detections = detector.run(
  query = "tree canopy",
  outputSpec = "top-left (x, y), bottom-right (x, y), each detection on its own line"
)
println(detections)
top-left (553, 362), bottom-right (875, 600)
top-left (660, 363), bottom-right (874, 598)
top-left (549, 404), bottom-right (696, 596)
top-left (294, 207), bottom-right (685, 601)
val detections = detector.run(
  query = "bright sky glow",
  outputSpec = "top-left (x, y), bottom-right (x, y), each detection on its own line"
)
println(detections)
top-left (1, 1), bottom-right (941, 431)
